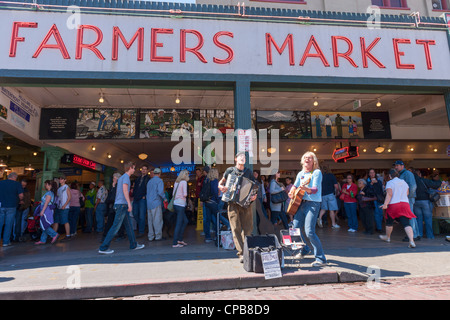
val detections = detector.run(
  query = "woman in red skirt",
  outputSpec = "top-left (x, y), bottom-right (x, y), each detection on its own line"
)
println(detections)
top-left (379, 169), bottom-right (416, 248)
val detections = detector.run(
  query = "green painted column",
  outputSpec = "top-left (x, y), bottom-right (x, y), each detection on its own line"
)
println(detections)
top-left (35, 146), bottom-right (66, 200)
top-left (445, 90), bottom-right (450, 129)
top-left (233, 80), bottom-right (253, 171)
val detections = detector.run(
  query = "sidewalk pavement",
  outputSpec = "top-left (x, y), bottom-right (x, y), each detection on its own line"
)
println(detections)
top-left (0, 224), bottom-right (449, 300)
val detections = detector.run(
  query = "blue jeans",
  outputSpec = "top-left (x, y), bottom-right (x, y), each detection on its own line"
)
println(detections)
top-left (95, 203), bottom-right (107, 232)
top-left (40, 226), bottom-right (58, 243)
top-left (373, 200), bottom-right (384, 231)
top-left (14, 208), bottom-right (29, 240)
top-left (408, 198), bottom-right (419, 238)
top-left (68, 206), bottom-right (80, 235)
top-left (344, 202), bottom-right (358, 230)
top-left (100, 204), bottom-right (137, 251)
top-left (132, 198), bottom-right (147, 234)
top-left (84, 207), bottom-right (94, 232)
top-left (0, 207), bottom-right (16, 245)
top-left (203, 201), bottom-right (218, 240)
top-left (173, 205), bottom-right (188, 245)
top-left (414, 200), bottom-right (434, 239)
top-left (292, 201), bottom-right (326, 264)
top-left (270, 210), bottom-right (289, 229)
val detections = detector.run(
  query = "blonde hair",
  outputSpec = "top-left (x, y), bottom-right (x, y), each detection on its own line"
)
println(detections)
top-left (207, 168), bottom-right (219, 181)
top-left (301, 152), bottom-right (320, 171)
top-left (176, 169), bottom-right (190, 183)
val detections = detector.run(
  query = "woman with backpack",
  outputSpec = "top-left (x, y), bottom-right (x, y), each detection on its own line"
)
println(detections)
top-left (35, 180), bottom-right (59, 245)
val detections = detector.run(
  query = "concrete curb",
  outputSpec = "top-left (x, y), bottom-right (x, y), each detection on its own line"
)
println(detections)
top-left (0, 268), bottom-right (367, 300)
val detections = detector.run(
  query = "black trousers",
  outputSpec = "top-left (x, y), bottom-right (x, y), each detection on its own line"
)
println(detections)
top-left (360, 206), bottom-right (375, 234)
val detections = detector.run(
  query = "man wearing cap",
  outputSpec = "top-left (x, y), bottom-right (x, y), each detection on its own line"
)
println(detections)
top-left (84, 181), bottom-right (97, 233)
top-left (146, 168), bottom-right (167, 241)
top-left (218, 151), bottom-right (257, 263)
top-left (395, 160), bottom-right (419, 240)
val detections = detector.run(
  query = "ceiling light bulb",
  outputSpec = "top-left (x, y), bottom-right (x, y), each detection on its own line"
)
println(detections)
top-left (91, 146), bottom-right (96, 151)
top-left (175, 97), bottom-right (180, 104)
top-left (107, 153), bottom-right (112, 159)
top-left (376, 100), bottom-right (381, 107)
top-left (138, 153), bottom-right (148, 160)
top-left (410, 147), bottom-right (414, 151)
top-left (363, 149), bottom-right (367, 153)
top-left (99, 94), bottom-right (104, 103)
top-left (287, 148), bottom-right (291, 152)
top-left (33, 152), bottom-right (38, 156)
top-left (375, 145), bottom-right (385, 153)
top-left (6, 145), bottom-right (11, 150)
top-left (433, 148), bottom-right (438, 152)
top-left (388, 149), bottom-right (392, 153)
top-left (313, 100), bottom-right (319, 107)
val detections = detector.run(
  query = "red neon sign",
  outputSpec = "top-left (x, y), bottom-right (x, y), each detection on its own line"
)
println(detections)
top-left (332, 146), bottom-right (360, 163)
top-left (73, 155), bottom-right (97, 170)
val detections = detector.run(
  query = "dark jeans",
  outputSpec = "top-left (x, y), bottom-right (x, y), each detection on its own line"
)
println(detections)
top-left (203, 201), bottom-right (218, 240)
top-left (133, 198), bottom-right (147, 234)
top-left (173, 205), bottom-right (188, 245)
top-left (270, 210), bottom-right (289, 229)
top-left (359, 206), bottom-right (375, 234)
top-left (68, 206), bottom-right (80, 235)
top-left (103, 204), bottom-right (125, 239)
top-left (99, 204), bottom-right (137, 251)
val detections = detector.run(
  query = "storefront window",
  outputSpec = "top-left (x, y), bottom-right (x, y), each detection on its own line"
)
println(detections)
top-left (372, 0), bottom-right (408, 8)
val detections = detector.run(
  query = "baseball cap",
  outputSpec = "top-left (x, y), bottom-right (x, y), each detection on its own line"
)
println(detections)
top-left (154, 168), bottom-right (161, 174)
top-left (90, 181), bottom-right (96, 186)
top-left (394, 160), bottom-right (404, 166)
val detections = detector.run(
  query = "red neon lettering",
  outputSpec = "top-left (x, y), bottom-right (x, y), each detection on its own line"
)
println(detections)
top-left (331, 36), bottom-right (358, 68)
top-left (180, 29), bottom-right (207, 63)
top-left (265, 33), bottom-right (295, 66)
top-left (112, 27), bottom-right (144, 61)
top-left (300, 35), bottom-right (330, 67)
top-left (360, 37), bottom-right (386, 69)
top-left (9, 21), bottom-right (38, 57)
top-left (393, 38), bottom-right (415, 70)
top-left (73, 155), bottom-right (97, 170)
top-left (150, 28), bottom-right (173, 62)
top-left (415, 39), bottom-right (435, 70)
top-left (76, 25), bottom-right (105, 60)
top-left (213, 31), bottom-right (234, 64)
top-left (32, 24), bottom-right (70, 59)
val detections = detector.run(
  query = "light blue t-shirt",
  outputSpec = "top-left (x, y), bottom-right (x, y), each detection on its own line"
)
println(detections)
top-left (293, 169), bottom-right (322, 202)
top-left (115, 173), bottom-right (131, 205)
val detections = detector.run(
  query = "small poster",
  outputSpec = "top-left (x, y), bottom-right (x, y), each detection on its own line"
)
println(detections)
top-left (237, 129), bottom-right (253, 158)
top-left (311, 112), bottom-right (364, 139)
top-left (261, 250), bottom-right (282, 280)
top-left (39, 108), bottom-right (78, 140)
top-left (77, 108), bottom-right (137, 139)
top-left (361, 112), bottom-right (391, 139)
top-left (256, 110), bottom-right (312, 139)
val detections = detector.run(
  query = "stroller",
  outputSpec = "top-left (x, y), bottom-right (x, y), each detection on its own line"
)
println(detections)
top-left (25, 202), bottom-right (42, 241)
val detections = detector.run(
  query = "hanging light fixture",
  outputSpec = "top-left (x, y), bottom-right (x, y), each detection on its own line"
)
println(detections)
top-left (376, 99), bottom-right (382, 107)
top-left (25, 163), bottom-right (35, 171)
top-left (0, 159), bottom-right (6, 167)
top-left (138, 153), bottom-right (148, 160)
top-left (268, 147), bottom-right (277, 154)
top-left (375, 144), bottom-right (385, 153)
top-left (99, 93), bottom-right (104, 103)
top-left (313, 97), bottom-right (319, 107)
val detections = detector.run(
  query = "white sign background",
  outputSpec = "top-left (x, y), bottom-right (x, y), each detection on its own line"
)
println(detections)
top-left (0, 10), bottom-right (449, 81)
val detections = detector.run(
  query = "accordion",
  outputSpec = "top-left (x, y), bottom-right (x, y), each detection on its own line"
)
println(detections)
top-left (222, 173), bottom-right (259, 208)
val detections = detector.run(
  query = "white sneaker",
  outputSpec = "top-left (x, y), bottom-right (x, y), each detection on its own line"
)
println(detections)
top-left (311, 261), bottom-right (327, 267)
top-left (317, 219), bottom-right (323, 228)
top-left (379, 235), bottom-right (390, 243)
top-left (332, 224), bottom-right (340, 229)
top-left (98, 249), bottom-right (114, 254)
top-left (348, 228), bottom-right (356, 232)
top-left (133, 244), bottom-right (145, 250)
top-left (408, 242), bottom-right (416, 248)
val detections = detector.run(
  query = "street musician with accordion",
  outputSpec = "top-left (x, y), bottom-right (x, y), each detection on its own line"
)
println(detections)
top-left (288, 151), bottom-right (328, 267)
top-left (218, 151), bottom-right (258, 263)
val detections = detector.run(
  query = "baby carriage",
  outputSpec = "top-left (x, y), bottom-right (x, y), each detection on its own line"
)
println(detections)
top-left (25, 202), bottom-right (42, 241)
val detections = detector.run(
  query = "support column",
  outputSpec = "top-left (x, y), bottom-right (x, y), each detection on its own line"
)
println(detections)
top-left (445, 90), bottom-right (450, 129)
top-left (103, 166), bottom-right (116, 190)
top-left (35, 146), bottom-right (65, 200)
top-left (233, 80), bottom-right (253, 170)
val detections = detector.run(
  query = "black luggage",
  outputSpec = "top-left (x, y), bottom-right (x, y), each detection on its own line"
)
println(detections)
top-left (243, 234), bottom-right (283, 273)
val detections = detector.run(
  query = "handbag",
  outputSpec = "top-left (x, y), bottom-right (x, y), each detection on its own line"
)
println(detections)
top-left (420, 178), bottom-right (441, 203)
top-left (270, 190), bottom-right (288, 204)
top-left (167, 183), bottom-right (180, 213)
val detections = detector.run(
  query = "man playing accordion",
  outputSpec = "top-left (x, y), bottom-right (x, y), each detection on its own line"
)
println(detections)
top-left (219, 151), bottom-right (258, 263)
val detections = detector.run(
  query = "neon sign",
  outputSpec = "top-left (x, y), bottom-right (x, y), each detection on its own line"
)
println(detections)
top-left (332, 146), bottom-right (359, 163)
top-left (73, 155), bottom-right (97, 170)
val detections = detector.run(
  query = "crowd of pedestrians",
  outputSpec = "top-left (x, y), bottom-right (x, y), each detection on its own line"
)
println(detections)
top-left (0, 157), bottom-right (448, 257)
